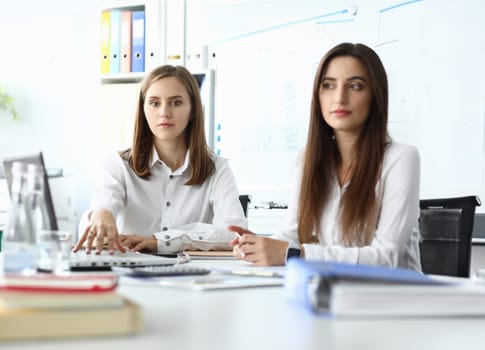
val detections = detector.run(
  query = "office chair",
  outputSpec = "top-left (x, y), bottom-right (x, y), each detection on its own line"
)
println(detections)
top-left (419, 195), bottom-right (481, 277)
top-left (238, 195), bottom-right (251, 217)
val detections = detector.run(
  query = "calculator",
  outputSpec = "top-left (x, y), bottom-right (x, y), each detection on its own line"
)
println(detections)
top-left (113, 265), bottom-right (211, 277)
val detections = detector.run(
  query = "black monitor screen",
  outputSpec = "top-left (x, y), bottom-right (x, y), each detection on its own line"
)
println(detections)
top-left (192, 73), bottom-right (206, 89)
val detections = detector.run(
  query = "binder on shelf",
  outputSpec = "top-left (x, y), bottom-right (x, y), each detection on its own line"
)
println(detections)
top-left (283, 259), bottom-right (485, 317)
top-left (165, 0), bottom-right (185, 66)
top-left (145, 0), bottom-right (162, 71)
top-left (100, 11), bottom-right (111, 74)
top-left (186, 46), bottom-right (209, 72)
top-left (109, 9), bottom-right (121, 74)
top-left (120, 10), bottom-right (132, 73)
top-left (131, 10), bottom-right (145, 73)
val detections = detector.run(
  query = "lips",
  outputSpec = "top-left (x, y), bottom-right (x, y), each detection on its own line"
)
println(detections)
top-left (158, 123), bottom-right (173, 127)
top-left (332, 109), bottom-right (351, 117)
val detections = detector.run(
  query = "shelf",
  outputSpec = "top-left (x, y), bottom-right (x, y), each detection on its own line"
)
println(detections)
top-left (100, 72), bottom-right (145, 84)
top-left (100, 1), bottom-right (165, 83)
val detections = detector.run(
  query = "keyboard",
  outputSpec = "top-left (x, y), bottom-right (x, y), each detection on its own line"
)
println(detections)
top-left (113, 265), bottom-right (211, 277)
top-left (69, 250), bottom-right (180, 271)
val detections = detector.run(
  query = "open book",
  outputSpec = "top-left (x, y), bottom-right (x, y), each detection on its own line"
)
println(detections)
top-left (285, 259), bottom-right (485, 317)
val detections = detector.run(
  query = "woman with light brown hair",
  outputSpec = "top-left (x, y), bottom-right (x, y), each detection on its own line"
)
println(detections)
top-left (74, 65), bottom-right (246, 254)
top-left (230, 43), bottom-right (421, 270)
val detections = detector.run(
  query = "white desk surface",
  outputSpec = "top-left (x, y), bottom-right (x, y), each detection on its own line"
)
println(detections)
top-left (3, 259), bottom-right (485, 350)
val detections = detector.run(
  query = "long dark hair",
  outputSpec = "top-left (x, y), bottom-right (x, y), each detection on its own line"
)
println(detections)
top-left (298, 43), bottom-right (389, 245)
top-left (121, 65), bottom-right (215, 185)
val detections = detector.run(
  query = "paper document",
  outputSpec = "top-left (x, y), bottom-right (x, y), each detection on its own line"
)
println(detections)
top-left (157, 275), bottom-right (283, 291)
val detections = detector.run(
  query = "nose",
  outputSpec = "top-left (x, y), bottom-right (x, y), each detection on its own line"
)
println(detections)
top-left (159, 102), bottom-right (171, 118)
top-left (334, 85), bottom-right (348, 104)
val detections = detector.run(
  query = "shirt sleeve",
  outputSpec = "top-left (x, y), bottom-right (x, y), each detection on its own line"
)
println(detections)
top-left (271, 186), bottom-right (301, 249)
top-left (91, 153), bottom-right (127, 214)
top-left (154, 157), bottom-right (248, 253)
top-left (303, 145), bottom-right (420, 268)
top-left (78, 153), bottom-right (127, 235)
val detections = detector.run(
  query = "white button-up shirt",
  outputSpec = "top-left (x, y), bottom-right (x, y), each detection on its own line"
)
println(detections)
top-left (80, 150), bottom-right (247, 253)
top-left (274, 143), bottom-right (421, 270)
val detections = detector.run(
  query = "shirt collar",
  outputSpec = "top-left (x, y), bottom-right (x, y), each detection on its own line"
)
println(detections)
top-left (150, 147), bottom-right (190, 175)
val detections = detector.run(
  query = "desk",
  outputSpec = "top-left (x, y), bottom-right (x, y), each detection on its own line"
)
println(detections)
top-left (3, 259), bottom-right (485, 350)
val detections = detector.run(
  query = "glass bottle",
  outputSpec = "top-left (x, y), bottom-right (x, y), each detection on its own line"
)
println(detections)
top-left (3, 161), bottom-right (37, 274)
top-left (27, 164), bottom-right (51, 237)
top-left (27, 164), bottom-right (61, 271)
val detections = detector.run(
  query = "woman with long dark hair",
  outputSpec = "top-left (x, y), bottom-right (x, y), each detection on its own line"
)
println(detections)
top-left (230, 43), bottom-right (421, 270)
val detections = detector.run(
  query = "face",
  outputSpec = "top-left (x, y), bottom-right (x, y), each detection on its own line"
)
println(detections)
top-left (144, 76), bottom-right (192, 146)
top-left (319, 56), bottom-right (372, 138)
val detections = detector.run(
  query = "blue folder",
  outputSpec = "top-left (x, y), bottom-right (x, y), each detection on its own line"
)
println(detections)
top-left (109, 9), bottom-right (121, 74)
top-left (131, 10), bottom-right (145, 73)
top-left (284, 259), bottom-right (445, 313)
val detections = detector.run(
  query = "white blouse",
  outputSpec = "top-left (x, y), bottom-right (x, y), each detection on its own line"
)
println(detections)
top-left (273, 143), bottom-right (421, 270)
top-left (80, 150), bottom-right (248, 253)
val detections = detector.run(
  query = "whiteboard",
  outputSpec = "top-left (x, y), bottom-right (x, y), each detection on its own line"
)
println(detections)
top-left (199, 0), bottom-right (485, 211)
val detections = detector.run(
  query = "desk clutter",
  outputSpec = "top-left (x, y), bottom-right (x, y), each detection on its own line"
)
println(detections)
top-left (0, 272), bottom-right (141, 340)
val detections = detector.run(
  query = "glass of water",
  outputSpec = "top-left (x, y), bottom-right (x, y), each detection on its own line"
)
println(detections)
top-left (37, 230), bottom-right (72, 273)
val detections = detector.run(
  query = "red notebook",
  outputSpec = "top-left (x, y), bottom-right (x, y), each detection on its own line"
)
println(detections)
top-left (0, 273), bottom-right (118, 293)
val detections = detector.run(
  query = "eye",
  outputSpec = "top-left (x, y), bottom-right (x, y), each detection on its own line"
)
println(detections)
top-left (149, 100), bottom-right (160, 107)
top-left (171, 99), bottom-right (182, 106)
top-left (349, 82), bottom-right (364, 90)
top-left (321, 82), bottom-right (334, 90)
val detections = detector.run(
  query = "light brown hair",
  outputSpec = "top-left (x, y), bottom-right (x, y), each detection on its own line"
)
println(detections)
top-left (298, 43), bottom-right (389, 246)
top-left (120, 65), bottom-right (215, 185)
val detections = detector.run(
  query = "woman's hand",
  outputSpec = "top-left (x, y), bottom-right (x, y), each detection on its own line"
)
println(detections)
top-left (73, 209), bottom-right (126, 254)
top-left (119, 234), bottom-right (157, 253)
top-left (227, 225), bottom-right (288, 266)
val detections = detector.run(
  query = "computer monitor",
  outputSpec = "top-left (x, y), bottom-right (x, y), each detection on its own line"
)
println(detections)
top-left (2, 151), bottom-right (58, 230)
top-left (192, 69), bottom-right (215, 150)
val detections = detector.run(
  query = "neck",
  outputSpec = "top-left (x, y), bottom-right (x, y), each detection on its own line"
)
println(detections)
top-left (334, 133), bottom-right (357, 187)
top-left (334, 132), bottom-right (357, 166)
top-left (154, 140), bottom-right (187, 171)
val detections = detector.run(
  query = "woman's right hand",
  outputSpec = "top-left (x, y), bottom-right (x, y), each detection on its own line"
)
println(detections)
top-left (228, 225), bottom-right (288, 266)
top-left (72, 209), bottom-right (126, 254)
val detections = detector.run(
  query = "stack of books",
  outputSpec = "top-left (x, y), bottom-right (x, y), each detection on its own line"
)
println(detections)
top-left (0, 272), bottom-right (141, 340)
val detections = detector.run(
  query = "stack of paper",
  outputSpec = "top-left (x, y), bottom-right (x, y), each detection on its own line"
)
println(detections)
top-left (285, 259), bottom-right (485, 317)
top-left (0, 272), bottom-right (141, 340)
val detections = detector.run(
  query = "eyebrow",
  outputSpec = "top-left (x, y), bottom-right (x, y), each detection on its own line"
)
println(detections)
top-left (146, 95), bottom-right (185, 100)
top-left (322, 76), bottom-right (368, 82)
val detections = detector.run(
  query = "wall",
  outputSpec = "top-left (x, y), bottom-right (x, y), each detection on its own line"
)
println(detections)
top-left (1, 0), bottom-right (484, 236)
top-left (187, 0), bottom-right (485, 212)
top-left (0, 0), bottom-right (101, 224)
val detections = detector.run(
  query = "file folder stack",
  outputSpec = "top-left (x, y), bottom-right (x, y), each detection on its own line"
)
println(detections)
top-left (100, 7), bottom-right (146, 75)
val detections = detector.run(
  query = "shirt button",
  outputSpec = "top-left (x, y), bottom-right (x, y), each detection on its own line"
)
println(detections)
top-left (169, 175), bottom-right (174, 179)
top-left (165, 242), bottom-right (171, 247)
top-left (199, 236), bottom-right (203, 240)
top-left (166, 201), bottom-right (171, 207)
top-left (162, 227), bottom-right (168, 231)
top-left (165, 235), bottom-right (170, 239)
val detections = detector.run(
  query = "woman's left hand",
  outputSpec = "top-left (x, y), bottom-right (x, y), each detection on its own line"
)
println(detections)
top-left (119, 234), bottom-right (157, 253)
